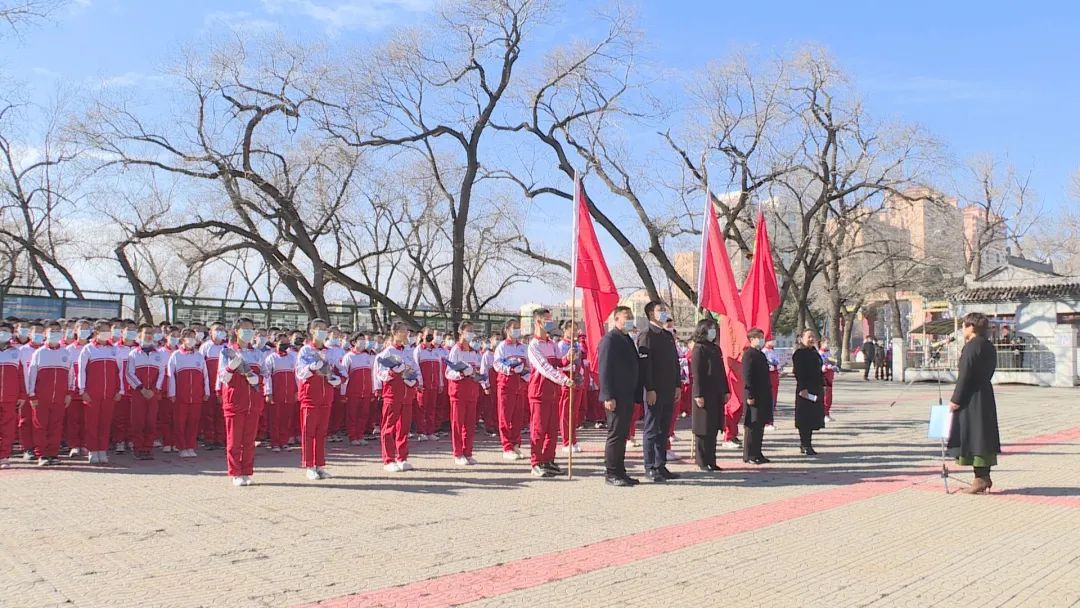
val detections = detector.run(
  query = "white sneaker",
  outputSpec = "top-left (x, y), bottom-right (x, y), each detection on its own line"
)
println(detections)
top-left (99, 451), bottom-right (109, 463)
top-left (559, 445), bottom-right (571, 455)
top-left (512, 447), bottom-right (523, 458)
top-left (669, 434), bottom-right (679, 443)
top-left (572, 444), bottom-right (582, 454)
top-left (38, 457), bottom-right (48, 466)
top-left (87, 451), bottom-right (97, 464)
top-left (22, 451), bottom-right (33, 461)
top-left (358, 438), bottom-right (368, 446)
top-left (824, 415), bottom-right (834, 423)
top-left (666, 450), bottom-right (678, 461)
top-left (626, 438), bottom-right (639, 448)
top-left (466, 457), bottom-right (478, 465)
top-left (502, 450), bottom-right (519, 460)
top-left (383, 461), bottom-right (402, 473)
top-left (232, 477), bottom-right (245, 487)
top-left (416, 434), bottom-right (428, 442)
top-left (153, 439), bottom-right (162, 448)
top-left (721, 441), bottom-right (739, 449)
top-left (242, 476), bottom-right (254, 486)
top-left (764, 424), bottom-right (775, 432)
top-left (189, 449), bottom-right (198, 458)
top-left (305, 467), bottom-right (320, 480)
top-left (454, 456), bottom-right (469, 466)
top-left (114, 442), bottom-right (126, 454)
top-left (316, 467), bottom-right (331, 479)
top-left (162, 446), bottom-right (172, 453)
top-left (271, 446), bottom-right (281, 453)
top-left (397, 460), bottom-right (414, 471)
top-left (0, 462), bottom-right (9, 469)
top-left (349, 439), bottom-right (361, 446)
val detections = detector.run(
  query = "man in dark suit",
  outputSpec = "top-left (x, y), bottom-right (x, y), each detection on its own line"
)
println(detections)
top-left (636, 301), bottom-right (681, 482)
top-left (598, 306), bottom-right (641, 487)
top-left (741, 328), bottom-right (773, 465)
top-left (861, 337), bottom-right (877, 381)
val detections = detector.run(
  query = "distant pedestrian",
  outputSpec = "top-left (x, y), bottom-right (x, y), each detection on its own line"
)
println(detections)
top-left (861, 337), bottom-right (877, 381)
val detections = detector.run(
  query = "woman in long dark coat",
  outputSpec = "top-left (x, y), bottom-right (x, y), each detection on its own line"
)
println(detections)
top-left (791, 329), bottom-right (825, 455)
top-left (948, 312), bottom-right (1001, 494)
top-left (690, 318), bottom-right (728, 472)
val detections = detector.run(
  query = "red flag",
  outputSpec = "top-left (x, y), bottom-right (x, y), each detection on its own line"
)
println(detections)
top-left (698, 191), bottom-right (748, 433)
top-left (740, 212), bottom-right (781, 339)
top-left (573, 173), bottom-right (619, 374)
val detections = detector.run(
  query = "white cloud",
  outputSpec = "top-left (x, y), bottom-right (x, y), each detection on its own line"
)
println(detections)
top-left (258, 0), bottom-right (435, 33)
top-left (203, 10), bottom-right (280, 34)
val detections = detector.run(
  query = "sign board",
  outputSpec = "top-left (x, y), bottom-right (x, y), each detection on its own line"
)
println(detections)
top-left (928, 404), bottom-right (952, 440)
top-left (1, 295), bottom-right (63, 319)
top-left (64, 298), bottom-right (122, 319)
top-left (925, 300), bottom-right (950, 312)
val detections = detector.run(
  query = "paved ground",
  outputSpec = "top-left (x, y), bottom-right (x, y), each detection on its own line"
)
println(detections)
top-left (1, 375), bottom-right (1078, 608)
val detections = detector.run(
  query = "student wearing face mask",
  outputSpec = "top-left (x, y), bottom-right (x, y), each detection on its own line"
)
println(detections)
top-left (295, 319), bottom-right (343, 481)
top-left (444, 321), bottom-right (485, 466)
top-left (157, 326), bottom-right (182, 453)
top-left (556, 320), bottom-right (587, 455)
top-left (689, 318), bottom-right (728, 473)
top-left (126, 325), bottom-right (166, 460)
top-left (324, 327), bottom-right (348, 444)
top-left (167, 329), bottom-right (211, 458)
top-left (0, 322), bottom-right (25, 468)
top-left (478, 335), bottom-right (498, 437)
top-left (77, 321), bottom-right (125, 464)
top-left (199, 322), bottom-right (228, 451)
top-left (527, 309), bottom-right (574, 478)
top-left (636, 301), bottom-right (682, 482)
top-left (63, 319), bottom-right (92, 458)
top-left (263, 331), bottom-right (298, 453)
top-left (219, 318), bottom-right (265, 486)
top-left (26, 322), bottom-right (74, 466)
top-left (413, 327), bottom-right (442, 441)
top-left (341, 332), bottom-right (374, 446)
top-left (374, 322), bottom-right (420, 472)
top-left (109, 320), bottom-right (139, 456)
top-left (492, 319), bottom-right (528, 460)
top-left (741, 328), bottom-right (773, 465)
top-left (16, 320), bottom-right (45, 461)
top-left (436, 335), bottom-right (452, 434)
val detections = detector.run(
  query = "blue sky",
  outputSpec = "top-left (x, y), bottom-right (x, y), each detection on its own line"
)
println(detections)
top-left (3, 0), bottom-right (1077, 303)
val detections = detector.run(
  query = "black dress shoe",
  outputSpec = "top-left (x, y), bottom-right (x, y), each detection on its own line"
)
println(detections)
top-left (799, 446), bottom-right (808, 454)
top-left (645, 468), bottom-right (666, 483)
top-left (804, 447), bottom-right (818, 456)
top-left (658, 466), bottom-right (681, 480)
top-left (698, 464), bottom-right (722, 472)
top-left (543, 462), bottom-right (564, 474)
top-left (625, 476), bottom-right (640, 485)
top-left (606, 476), bottom-right (632, 487)
top-left (753, 456), bottom-right (771, 464)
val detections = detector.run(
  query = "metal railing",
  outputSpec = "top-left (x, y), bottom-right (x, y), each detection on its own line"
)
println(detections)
top-left (905, 341), bottom-right (1055, 373)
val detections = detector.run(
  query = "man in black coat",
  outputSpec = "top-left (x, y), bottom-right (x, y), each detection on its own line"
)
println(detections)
top-left (741, 328), bottom-right (773, 465)
top-left (862, 337), bottom-right (877, 380)
top-left (636, 300), bottom-right (681, 482)
top-left (598, 306), bottom-right (641, 487)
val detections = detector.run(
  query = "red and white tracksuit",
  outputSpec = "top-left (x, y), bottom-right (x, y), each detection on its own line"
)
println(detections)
top-left (125, 347), bottom-right (166, 454)
top-left (263, 350), bottom-right (297, 450)
top-left (63, 342), bottom-right (86, 452)
top-left (492, 340), bottom-right (529, 452)
top-left (445, 343), bottom-right (485, 458)
top-left (341, 348), bottom-right (374, 442)
top-left (199, 341), bottom-right (226, 445)
top-left (479, 349), bottom-right (497, 433)
top-left (435, 346), bottom-right (450, 428)
top-left (413, 344), bottom-right (442, 436)
top-left (556, 339), bottom-right (587, 447)
top-left (218, 345), bottom-right (264, 478)
top-left (527, 337), bottom-right (569, 466)
top-left (111, 342), bottom-right (134, 447)
top-left (77, 342), bottom-right (125, 452)
top-left (157, 346), bottom-right (178, 448)
top-left (167, 348), bottom-right (210, 451)
top-left (295, 344), bottom-right (341, 469)
top-left (325, 344), bottom-right (347, 436)
top-left (374, 344), bottom-right (419, 464)
top-left (27, 344), bottom-right (74, 459)
top-left (18, 343), bottom-right (39, 454)
top-left (0, 346), bottom-right (24, 460)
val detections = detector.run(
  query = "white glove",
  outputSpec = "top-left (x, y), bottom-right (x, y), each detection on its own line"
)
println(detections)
top-left (328, 376), bottom-right (341, 387)
top-left (227, 355), bottom-right (244, 371)
top-left (309, 361), bottom-right (323, 372)
top-left (245, 374), bottom-right (259, 386)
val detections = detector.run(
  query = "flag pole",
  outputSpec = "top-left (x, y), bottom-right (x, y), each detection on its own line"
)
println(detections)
top-left (567, 171), bottom-right (581, 480)
top-left (692, 182), bottom-right (713, 459)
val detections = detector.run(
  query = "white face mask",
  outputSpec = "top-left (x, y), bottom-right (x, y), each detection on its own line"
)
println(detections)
top-left (30, 333), bottom-right (45, 346)
top-left (656, 311), bottom-right (670, 323)
top-left (312, 329), bottom-right (328, 342)
top-left (46, 332), bottom-right (61, 346)
top-left (0, 331), bottom-right (10, 343)
top-left (97, 331), bottom-right (112, 342)
top-left (510, 328), bottom-right (521, 339)
top-left (237, 329), bottom-right (255, 343)
top-left (213, 330), bottom-right (226, 341)
top-left (79, 329), bottom-right (92, 340)
top-left (123, 330), bottom-right (137, 341)
top-left (706, 328), bottom-right (717, 341)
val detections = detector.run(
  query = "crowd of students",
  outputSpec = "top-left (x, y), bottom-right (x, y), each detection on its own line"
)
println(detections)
top-left (0, 309), bottom-right (804, 486)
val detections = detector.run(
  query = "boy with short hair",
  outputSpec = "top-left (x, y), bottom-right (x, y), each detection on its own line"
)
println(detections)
top-left (126, 325), bottom-right (166, 460)
top-left (27, 322), bottom-right (74, 466)
top-left (77, 320), bottom-right (124, 464)
top-left (168, 328), bottom-right (210, 458)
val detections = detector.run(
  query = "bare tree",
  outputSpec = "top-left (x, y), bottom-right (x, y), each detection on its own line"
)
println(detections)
top-left (957, 154), bottom-right (1040, 276)
top-left (0, 0), bottom-right (67, 35)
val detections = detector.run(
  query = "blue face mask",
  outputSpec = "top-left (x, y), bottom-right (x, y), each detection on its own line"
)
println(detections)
top-left (238, 329), bottom-right (255, 343)
top-left (657, 311), bottom-right (671, 323)
top-left (0, 331), bottom-right (10, 343)
top-left (79, 329), bottom-right (93, 340)
top-left (510, 328), bottom-right (521, 339)
top-left (542, 320), bottom-right (557, 333)
top-left (621, 318), bottom-right (635, 332)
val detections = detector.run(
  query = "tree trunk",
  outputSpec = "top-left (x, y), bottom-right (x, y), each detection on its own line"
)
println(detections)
top-left (115, 244), bottom-right (155, 323)
top-left (888, 289), bottom-right (904, 339)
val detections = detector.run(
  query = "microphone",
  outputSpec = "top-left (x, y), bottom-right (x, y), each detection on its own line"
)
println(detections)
top-left (929, 336), bottom-right (955, 350)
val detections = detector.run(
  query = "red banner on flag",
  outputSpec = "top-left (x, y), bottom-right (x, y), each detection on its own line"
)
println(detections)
top-left (573, 173), bottom-right (619, 373)
top-left (741, 212), bottom-right (781, 340)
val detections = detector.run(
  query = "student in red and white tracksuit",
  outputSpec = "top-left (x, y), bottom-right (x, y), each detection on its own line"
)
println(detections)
top-left (324, 330), bottom-right (347, 443)
top-left (479, 341), bottom-right (497, 435)
top-left (77, 323), bottom-right (125, 464)
top-left (158, 331), bottom-right (181, 452)
top-left (262, 335), bottom-right (297, 452)
top-left (17, 323), bottom-right (43, 460)
top-left (0, 323), bottom-right (24, 467)
top-left (295, 320), bottom-right (342, 480)
top-left (218, 319), bottom-right (264, 487)
top-left (63, 323), bottom-right (91, 458)
top-left (374, 324), bottom-right (420, 472)
top-left (126, 327), bottom-right (166, 460)
top-left (110, 322), bottom-right (137, 455)
top-left (445, 325), bottom-right (485, 465)
top-left (27, 324), bottom-right (74, 465)
top-left (199, 324), bottom-right (228, 450)
top-left (435, 340), bottom-right (451, 430)
top-left (168, 332), bottom-right (210, 458)
top-left (555, 328), bottom-right (587, 453)
top-left (413, 329), bottom-right (442, 441)
top-left (340, 334), bottom-right (374, 446)
top-left (527, 310), bottom-right (573, 477)
top-left (492, 321), bottom-right (529, 460)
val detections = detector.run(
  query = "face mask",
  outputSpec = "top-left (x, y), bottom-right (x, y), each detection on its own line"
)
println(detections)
top-left (30, 333), bottom-right (45, 346)
top-left (141, 339), bottom-right (155, 349)
top-left (123, 330), bottom-right (137, 341)
top-left (620, 318), bottom-right (635, 332)
top-left (79, 329), bottom-right (92, 340)
top-left (153, 332), bottom-right (163, 342)
top-left (469, 341), bottom-right (480, 350)
top-left (366, 340), bottom-right (376, 351)
top-left (64, 329), bottom-right (75, 340)
top-left (167, 336), bottom-right (179, 347)
top-left (253, 336), bottom-right (266, 348)
top-left (195, 331), bottom-right (205, 342)
top-left (97, 331), bottom-right (112, 342)
top-left (706, 328), bottom-right (717, 341)
top-left (443, 340), bottom-right (454, 349)
top-left (0, 331), bottom-right (10, 343)
top-left (276, 342), bottom-right (289, 353)
top-left (542, 320), bottom-right (557, 333)
top-left (510, 328), bottom-right (521, 339)
top-left (46, 332), bottom-right (61, 346)
top-left (463, 332), bottom-right (475, 342)
top-left (213, 330), bottom-right (226, 341)
top-left (657, 311), bottom-right (670, 323)
top-left (17, 328), bottom-right (29, 339)
top-left (312, 329), bottom-right (328, 341)
top-left (183, 337), bottom-right (196, 349)
top-left (237, 329), bottom-right (255, 343)
top-left (328, 338), bottom-right (341, 348)
top-left (111, 328), bottom-right (122, 340)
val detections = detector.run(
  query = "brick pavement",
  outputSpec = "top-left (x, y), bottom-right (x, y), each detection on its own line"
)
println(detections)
top-left (1, 376), bottom-right (1077, 608)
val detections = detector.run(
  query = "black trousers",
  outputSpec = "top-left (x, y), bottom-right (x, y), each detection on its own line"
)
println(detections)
top-left (743, 422), bottom-right (765, 461)
top-left (863, 361), bottom-right (872, 380)
top-left (694, 432), bottom-right (717, 467)
top-left (798, 427), bottom-right (814, 448)
top-left (642, 390), bottom-right (675, 470)
top-left (604, 399), bottom-right (635, 478)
